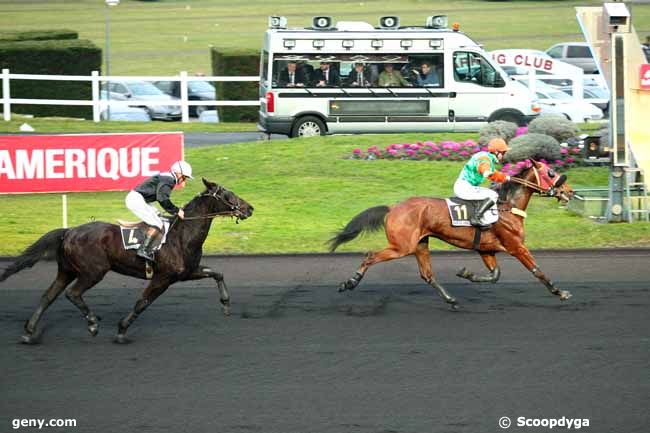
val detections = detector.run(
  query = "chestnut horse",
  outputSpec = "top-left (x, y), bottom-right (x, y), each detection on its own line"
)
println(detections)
top-left (0, 179), bottom-right (253, 343)
top-left (330, 161), bottom-right (573, 309)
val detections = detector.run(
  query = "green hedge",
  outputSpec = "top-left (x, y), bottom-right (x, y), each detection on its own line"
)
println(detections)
top-left (0, 39), bottom-right (101, 119)
top-left (0, 30), bottom-right (78, 42)
top-left (211, 49), bottom-right (259, 122)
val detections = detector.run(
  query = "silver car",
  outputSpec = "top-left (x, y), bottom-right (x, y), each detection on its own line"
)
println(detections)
top-left (546, 42), bottom-right (598, 74)
top-left (103, 80), bottom-right (181, 121)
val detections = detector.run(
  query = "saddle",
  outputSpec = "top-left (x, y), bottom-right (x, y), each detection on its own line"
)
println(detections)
top-left (445, 197), bottom-right (498, 228)
top-left (118, 219), bottom-right (171, 251)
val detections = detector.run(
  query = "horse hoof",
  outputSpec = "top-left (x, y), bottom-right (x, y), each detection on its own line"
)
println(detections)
top-left (113, 334), bottom-right (130, 344)
top-left (456, 267), bottom-right (469, 278)
top-left (20, 334), bottom-right (38, 345)
top-left (88, 324), bottom-right (99, 337)
top-left (559, 290), bottom-right (572, 301)
top-left (449, 303), bottom-right (460, 311)
top-left (337, 283), bottom-right (347, 293)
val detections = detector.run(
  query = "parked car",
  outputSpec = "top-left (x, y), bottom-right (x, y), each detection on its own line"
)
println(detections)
top-left (153, 80), bottom-right (216, 117)
top-left (558, 85), bottom-right (610, 116)
top-left (102, 80), bottom-right (181, 121)
top-left (520, 79), bottom-right (603, 122)
top-left (99, 90), bottom-right (151, 121)
top-left (545, 42), bottom-right (598, 74)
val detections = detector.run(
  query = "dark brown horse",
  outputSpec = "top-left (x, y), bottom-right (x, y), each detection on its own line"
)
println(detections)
top-left (330, 160), bottom-right (573, 309)
top-left (0, 179), bottom-right (253, 343)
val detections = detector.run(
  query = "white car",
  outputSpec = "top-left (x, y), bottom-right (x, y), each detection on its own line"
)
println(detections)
top-left (102, 80), bottom-right (181, 121)
top-left (99, 91), bottom-right (151, 121)
top-left (534, 85), bottom-right (603, 122)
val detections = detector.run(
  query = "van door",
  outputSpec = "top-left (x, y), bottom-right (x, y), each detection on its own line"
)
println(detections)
top-left (449, 51), bottom-right (507, 131)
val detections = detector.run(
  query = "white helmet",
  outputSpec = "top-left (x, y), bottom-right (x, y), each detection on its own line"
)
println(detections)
top-left (170, 160), bottom-right (193, 179)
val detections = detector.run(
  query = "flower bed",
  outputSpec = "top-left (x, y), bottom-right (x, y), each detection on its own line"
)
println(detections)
top-left (350, 136), bottom-right (585, 176)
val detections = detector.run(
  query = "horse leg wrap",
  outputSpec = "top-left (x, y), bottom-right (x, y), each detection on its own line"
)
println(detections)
top-left (531, 267), bottom-right (559, 294)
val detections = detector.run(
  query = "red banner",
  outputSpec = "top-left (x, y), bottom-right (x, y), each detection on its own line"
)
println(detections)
top-left (0, 133), bottom-right (183, 194)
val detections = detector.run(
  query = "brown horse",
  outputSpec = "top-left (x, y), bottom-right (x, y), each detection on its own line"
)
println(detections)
top-left (329, 160), bottom-right (573, 309)
top-left (0, 179), bottom-right (253, 343)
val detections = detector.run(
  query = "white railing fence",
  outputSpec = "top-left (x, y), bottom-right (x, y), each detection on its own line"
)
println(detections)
top-left (1, 69), bottom-right (260, 123)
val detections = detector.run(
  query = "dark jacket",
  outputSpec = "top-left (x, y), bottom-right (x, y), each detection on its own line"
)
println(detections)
top-left (134, 172), bottom-right (180, 214)
top-left (278, 68), bottom-right (307, 86)
top-left (347, 69), bottom-right (372, 86)
top-left (312, 67), bottom-right (341, 87)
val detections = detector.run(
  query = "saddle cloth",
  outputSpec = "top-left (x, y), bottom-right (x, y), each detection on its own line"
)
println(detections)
top-left (445, 197), bottom-right (498, 227)
top-left (119, 219), bottom-right (171, 251)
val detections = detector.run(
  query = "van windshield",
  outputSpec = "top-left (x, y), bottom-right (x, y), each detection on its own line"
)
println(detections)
top-left (270, 53), bottom-right (444, 88)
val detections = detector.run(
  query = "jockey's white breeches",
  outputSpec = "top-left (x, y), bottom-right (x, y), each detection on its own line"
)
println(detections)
top-left (453, 178), bottom-right (499, 202)
top-left (125, 190), bottom-right (163, 230)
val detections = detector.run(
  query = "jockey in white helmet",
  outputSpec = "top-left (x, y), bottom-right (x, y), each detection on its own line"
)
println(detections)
top-left (125, 160), bottom-right (193, 261)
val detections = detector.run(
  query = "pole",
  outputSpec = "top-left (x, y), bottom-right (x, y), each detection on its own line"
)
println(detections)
top-left (105, 2), bottom-right (111, 119)
top-left (62, 194), bottom-right (68, 228)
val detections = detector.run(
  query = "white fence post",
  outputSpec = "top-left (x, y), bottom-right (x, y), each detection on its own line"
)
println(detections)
top-left (2, 69), bottom-right (10, 121)
top-left (180, 71), bottom-right (189, 123)
top-left (91, 70), bottom-right (100, 122)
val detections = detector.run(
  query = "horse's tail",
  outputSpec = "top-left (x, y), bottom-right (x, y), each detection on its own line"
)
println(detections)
top-left (0, 228), bottom-right (68, 282)
top-left (328, 205), bottom-right (390, 252)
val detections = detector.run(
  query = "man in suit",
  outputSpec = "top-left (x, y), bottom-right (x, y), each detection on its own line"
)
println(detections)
top-left (312, 61), bottom-right (340, 87)
top-left (278, 61), bottom-right (306, 87)
top-left (348, 62), bottom-right (372, 87)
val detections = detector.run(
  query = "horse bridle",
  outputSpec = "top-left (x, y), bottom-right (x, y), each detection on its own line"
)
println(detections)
top-left (510, 164), bottom-right (566, 196)
top-left (181, 187), bottom-right (244, 222)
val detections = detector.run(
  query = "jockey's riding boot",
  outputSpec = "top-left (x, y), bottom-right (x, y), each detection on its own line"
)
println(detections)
top-left (137, 229), bottom-right (160, 262)
top-left (471, 199), bottom-right (495, 227)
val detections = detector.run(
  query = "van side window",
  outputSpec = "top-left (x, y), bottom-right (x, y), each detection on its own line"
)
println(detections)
top-left (453, 52), bottom-right (499, 87)
top-left (406, 54), bottom-right (444, 87)
top-left (567, 45), bottom-right (592, 59)
top-left (261, 50), bottom-right (269, 81)
top-left (547, 46), bottom-right (563, 59)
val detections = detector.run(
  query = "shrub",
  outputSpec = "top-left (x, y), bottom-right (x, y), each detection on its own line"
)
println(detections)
top-left (527, 115), bottom-right (578, 143)
top-left (478, 120), bottom-right (518, 146)
top-left (210, 49), bottom-right (259, 122)
top-left (505, 133), bottom-right (561, 163)
top-left (0, 38), bottom-right (101, 118)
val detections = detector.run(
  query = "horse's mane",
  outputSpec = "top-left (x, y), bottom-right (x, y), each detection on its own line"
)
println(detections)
top-left (494, 165), bottom-right (532, 203)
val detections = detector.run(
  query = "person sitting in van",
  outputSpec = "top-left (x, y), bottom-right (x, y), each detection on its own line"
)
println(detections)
top-left (312, 61), bottom-right (340, 87)
top-left (378, 64), bottom-right (410, 87)
top-left (348, 62), bottom-right (372, 87)
top-left (413, 62), bottom-right (440, 87)
top-left (279, 61), bottom-right (307, 87)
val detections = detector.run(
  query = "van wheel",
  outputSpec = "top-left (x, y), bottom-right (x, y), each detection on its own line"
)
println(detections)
top-left (291, 116), bottom-right (326, 138)
top-left (495, 113), bottom-right (523, 126)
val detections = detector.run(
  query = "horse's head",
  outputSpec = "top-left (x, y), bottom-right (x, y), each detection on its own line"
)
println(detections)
top-left (201, 178), bottom-right (254, 221)
top-left (522, 160), bottom-right (573, 205)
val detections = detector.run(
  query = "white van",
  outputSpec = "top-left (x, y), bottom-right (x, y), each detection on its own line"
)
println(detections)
top-left (258, 16), bottom-right (540, 138)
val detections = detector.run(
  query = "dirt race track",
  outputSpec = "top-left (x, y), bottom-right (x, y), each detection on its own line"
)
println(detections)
top-left (1, 249), bottom-right (648, 433)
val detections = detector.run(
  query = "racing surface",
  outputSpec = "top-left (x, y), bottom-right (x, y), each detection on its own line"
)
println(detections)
top-left (1, 250), bottom-right (648, 433)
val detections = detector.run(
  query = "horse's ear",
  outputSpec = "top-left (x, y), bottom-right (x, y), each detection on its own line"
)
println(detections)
top-left (202, 178), bottom-right (215, 189)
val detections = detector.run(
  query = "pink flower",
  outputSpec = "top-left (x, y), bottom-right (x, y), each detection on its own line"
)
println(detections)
top-left (410, 143), bottom-right (420, 150)
top-left (459, 151), bottom-right (470, 157)
top-left (554, 159), bottom-right (564, 165)
top-left (571, 147), bottom-right (581, 154)
top-left (481, 146), bottom-right (489, 152)
top-left (353, 148), bottom-right (361, 154)
top-left (472, 147), bottom-right (481, 154)
top-left (406, 149), bottom-right (415, 156)
top-left (560, 148), bottom-right (569, 155)
top-left (430, 145), bottom-right (441, 152)
top-left (423, 141), bottom-right (434, 147)
top-left (423, 149), bottom-right (433, 155)
top-left (566, 157), bottom-right (575, 163)
top-left (516, 126), bottom-right (528, 137)
top-left (440, 150), bottom-right (450, 157)
top-left (442, 143), bottom-right (454, 150)
top-left (516, 161), bottom-right (527, 168)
